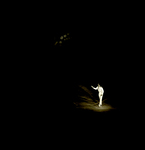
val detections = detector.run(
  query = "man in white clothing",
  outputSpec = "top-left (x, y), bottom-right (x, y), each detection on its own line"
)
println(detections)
top-left (91, 84), bottom-right (104, 107)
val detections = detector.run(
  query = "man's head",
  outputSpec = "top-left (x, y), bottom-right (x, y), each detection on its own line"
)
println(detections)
top-left (98, 84), bottom-right (100, 87)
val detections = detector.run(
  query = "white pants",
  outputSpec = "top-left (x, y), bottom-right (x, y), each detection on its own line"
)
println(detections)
top-left (99, 93), bottom-right (103, 106)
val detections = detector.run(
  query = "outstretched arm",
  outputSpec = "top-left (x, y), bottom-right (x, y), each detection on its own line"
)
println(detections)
top-left (91, 85), bottom-right (98, 90)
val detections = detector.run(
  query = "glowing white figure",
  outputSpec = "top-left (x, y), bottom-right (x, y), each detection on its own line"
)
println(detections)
top-left (91, 84), bottom-right (104, 107)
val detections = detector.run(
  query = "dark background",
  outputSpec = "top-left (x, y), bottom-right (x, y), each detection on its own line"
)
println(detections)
top-left (19, 7), bottom-right (144, 146)
top-left (5, 3), bottom-right (145, 148)
top-left (50, 23), bottom-right (139, 111)
top-left (38, 23), bottom-right (143, 145)
top-left (30, 11), bottom-right (143, 120)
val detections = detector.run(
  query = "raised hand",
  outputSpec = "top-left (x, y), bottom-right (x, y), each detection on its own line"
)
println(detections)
top-left (91, 85), bottom-right (98, 90)
top-left (91, 85), bottom-right (95, 89)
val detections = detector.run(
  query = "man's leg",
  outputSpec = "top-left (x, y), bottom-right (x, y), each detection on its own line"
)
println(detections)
top-left (99, 95), bottom-right (103, 107)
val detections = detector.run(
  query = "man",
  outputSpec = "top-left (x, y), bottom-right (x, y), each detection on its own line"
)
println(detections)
top-left (91, 84), bottom-right (104, 107)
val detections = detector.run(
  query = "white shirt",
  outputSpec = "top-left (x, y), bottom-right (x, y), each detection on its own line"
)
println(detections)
top-left (92, 86), bottom-right (104, 95)
top-left (98, 87), bottom-right (104, 95)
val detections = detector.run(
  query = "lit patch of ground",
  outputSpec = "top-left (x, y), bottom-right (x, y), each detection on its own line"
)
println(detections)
top-left (74, 101), bottom-right (116, 112)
